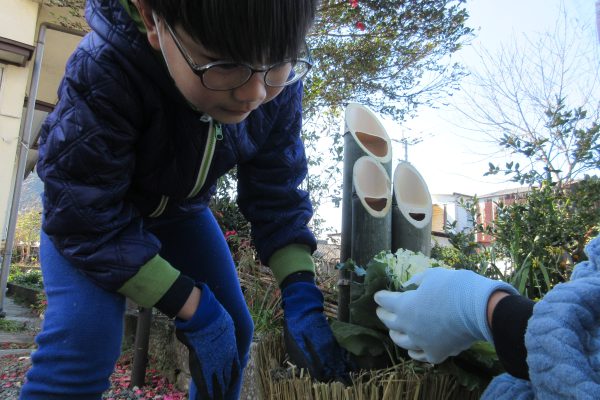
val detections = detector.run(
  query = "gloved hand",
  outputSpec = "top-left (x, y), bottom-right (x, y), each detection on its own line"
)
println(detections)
top-left (281, 276), bottom-right (351, 383)
top-left (374, 267), bottom-right (518, 364)
top-left (175, 283), bottom-right (240, 400)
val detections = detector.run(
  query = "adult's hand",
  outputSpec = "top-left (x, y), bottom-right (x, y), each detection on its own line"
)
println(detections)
top-left (375, 267), bottom-right (518, 364)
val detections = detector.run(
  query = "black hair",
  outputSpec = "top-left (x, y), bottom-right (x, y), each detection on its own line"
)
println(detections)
top-left (146, 0), bottom-right (318, 64)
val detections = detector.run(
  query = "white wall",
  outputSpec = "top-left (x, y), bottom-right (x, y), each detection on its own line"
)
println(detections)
top-left (431, 193), bottom-right (474, 234)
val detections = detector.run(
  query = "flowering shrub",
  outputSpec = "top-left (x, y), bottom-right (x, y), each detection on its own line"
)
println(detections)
top-left (8, 267), bottom-right (43, 290)
top-left (348, 0), bottom-right (365, 31)
top-left (32, 291), bottom-right (47, 318)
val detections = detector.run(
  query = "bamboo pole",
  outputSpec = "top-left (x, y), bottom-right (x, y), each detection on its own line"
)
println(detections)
top-left (339, 103), bottom-right (392, 322)
top-left (130, 307), bottom-right (152, 388)
top-left (351, 156), bottom-right (392, 267)
top-left (391, 162), bottom-right (433, 256)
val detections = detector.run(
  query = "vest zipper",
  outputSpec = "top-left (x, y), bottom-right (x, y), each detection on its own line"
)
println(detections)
top-left (149, 195), bottom-right (169, 218)
top-left (187, 118), bottom-right (220, 198)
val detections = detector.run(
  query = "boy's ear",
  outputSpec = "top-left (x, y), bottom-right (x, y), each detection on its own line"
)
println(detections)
top-left (131, 0), bottom-right (160, 50)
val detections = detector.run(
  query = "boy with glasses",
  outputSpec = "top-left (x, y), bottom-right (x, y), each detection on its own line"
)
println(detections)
top-left (20, 0), bottom-right (350, 399)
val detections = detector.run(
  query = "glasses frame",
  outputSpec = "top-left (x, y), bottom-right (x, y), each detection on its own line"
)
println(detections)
top-left (162, 19), bottom-right (313, 91)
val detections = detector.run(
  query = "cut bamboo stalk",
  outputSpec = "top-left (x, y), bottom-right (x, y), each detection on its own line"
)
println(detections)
top-left (340, 103), bottom-right (392, 322)
top-left (351, 156), bottom-right (392, 267)
top-left (391, 161), bottom-right (433, 256)
top-left (341, 103), bottom-right (393, 262)
top-left (348, 157), bottom-right (393, 372)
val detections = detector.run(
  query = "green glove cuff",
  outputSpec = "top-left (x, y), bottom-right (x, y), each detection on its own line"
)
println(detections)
top-left (268, 244), bottom-right (315, 285)
top-left (118, 254), bottom-right (180, 307)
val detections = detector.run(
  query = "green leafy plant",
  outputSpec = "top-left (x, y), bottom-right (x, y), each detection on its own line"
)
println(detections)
top-left (8, 267), bottom-right (43, 290)
top-left (331, 249), bottom-right (503, 391)
top-left (245, 283), bottom-right (282, 336)
top-left (31, 291), bottom-right (48, 318)
top-left (0, 319), bottom-right (27, 333)
top-left (486, 178), bottom-right (600, 299)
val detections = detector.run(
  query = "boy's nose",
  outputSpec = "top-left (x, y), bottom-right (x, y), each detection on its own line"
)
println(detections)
top-left (232, 72), bottom-right (267, 104)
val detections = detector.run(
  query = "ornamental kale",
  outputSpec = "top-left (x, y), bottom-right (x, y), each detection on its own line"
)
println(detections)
top-left (331, 249), bottom-right (504, 391)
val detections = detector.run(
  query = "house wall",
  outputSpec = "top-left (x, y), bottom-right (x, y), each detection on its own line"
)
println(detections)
top-left (431, 193), bottom-right (474, 235)
top-left (477, 199), bottom-right (495, 244)
top-left (0, 1), bottom-right (86, 243)
top-left (0, 0), bottom-right (40, 240)
top-left (33, 5), bottom-right (87, 105)
top-left (476, 189), bottom-right (530, 245)
top-left (432, 204), bottom-right (445, 232)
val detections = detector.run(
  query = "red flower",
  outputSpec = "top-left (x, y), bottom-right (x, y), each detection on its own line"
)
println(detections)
top-left (356, 21), bottom-right (365, 31)
top-left (225, 230), bottom-right (238, 240)
top-left (349, 0), bottom-right (358, 8)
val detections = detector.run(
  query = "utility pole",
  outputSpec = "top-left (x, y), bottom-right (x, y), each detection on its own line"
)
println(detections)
top-left (392, 131), bottom-right (423, 162)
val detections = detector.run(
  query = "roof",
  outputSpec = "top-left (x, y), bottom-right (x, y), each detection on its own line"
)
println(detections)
top-left (478, 186), bottom-right (531, 199)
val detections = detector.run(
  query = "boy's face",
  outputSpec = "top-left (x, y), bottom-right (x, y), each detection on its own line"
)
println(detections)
top-left (135, 1), bottom-right (285, 124)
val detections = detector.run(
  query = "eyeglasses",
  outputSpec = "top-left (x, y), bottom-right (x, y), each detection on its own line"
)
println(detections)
top-left (163, 20), bottom-right (313, 91)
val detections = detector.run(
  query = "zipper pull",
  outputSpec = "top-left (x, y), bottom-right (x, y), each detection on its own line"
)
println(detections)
top-left (214, 122), bottom-right (223, 140)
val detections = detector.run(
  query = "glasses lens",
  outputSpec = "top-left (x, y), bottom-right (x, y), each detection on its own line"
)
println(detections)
top-left (265, 60), bottom-right (311, 87)
top-left (203, 63), bottom-right (252, 90)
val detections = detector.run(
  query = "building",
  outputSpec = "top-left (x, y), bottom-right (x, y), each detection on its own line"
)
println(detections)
top-left (1, 0), bottom-right (86, 253)
top-left (1, 1), bottom-right (87, 308)
top-left (476, 186), bottom-right (531, 246)
top-left (431, 193), bottom-right (475, 247)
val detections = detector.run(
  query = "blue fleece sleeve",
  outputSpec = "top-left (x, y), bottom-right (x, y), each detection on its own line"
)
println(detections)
top-left (483, 236), bottom-right (600, 399)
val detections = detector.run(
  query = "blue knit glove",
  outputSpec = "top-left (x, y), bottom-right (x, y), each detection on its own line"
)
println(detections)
top-left (175, 283), bottom-right (240, 400)
top-left (281, 279), bottom-right (351, 383)
top-left (375, 267), bottom-right (518, 364)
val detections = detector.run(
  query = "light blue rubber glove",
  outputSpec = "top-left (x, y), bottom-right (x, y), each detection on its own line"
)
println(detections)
top-left (374, 267), bottom-right (518, 364)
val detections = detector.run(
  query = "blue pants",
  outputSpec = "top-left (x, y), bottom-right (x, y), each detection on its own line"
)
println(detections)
top-left (20, 208), bottom-right (254, 400)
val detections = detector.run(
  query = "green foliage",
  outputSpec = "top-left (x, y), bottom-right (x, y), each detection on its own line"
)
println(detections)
top-left (435, 341), bottom-right (504, 392)
top-left (486, 97), bottom-right (600, 187)
top-left (32, 291), bottom-right (48, 317)
top-left (307, 0), bottom-right (473, 120)
top-left (12, 209), bottom-right (42, 264)
top-left (8, 267), bottom-right (43, 290)
top-left (214, 1), bottom-right (474, 232)
top-left (486, 178), bottom-right (600, 299)
top-left (0, 319), bottom-right (27, 333)
top-left (333, 257), bottom-right (501, 391)
top-left (244, 282), bottom-right (282, 336)
top-left (210, 171), bottom-right (249, 234)
top-left (329, 319), bottom-right (391, 357)
top-left (302, 1), bottom-right (473, 229)
top-left (15, 209), bottom-right (41, 244)
top-left (430, 196), bottom-right (501, 279)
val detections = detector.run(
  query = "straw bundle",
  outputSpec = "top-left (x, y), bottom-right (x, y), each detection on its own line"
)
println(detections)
top-left (256, 335), bottom-right (483, 400)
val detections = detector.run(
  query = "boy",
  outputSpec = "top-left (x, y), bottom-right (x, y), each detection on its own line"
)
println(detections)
top-left (21, 0), bottom-right (349, 399)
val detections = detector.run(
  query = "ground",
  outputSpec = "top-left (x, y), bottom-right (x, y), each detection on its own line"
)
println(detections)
top-left (0, 295), bottom-right (187, 400)
top-left (0, 346), bottom-right (188, 399)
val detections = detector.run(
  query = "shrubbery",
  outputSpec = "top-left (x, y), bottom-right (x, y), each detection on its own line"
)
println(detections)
top-left (434, 176), bottom-right (600, 300)
top-left (8, 267), bottom-right (43, 290)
